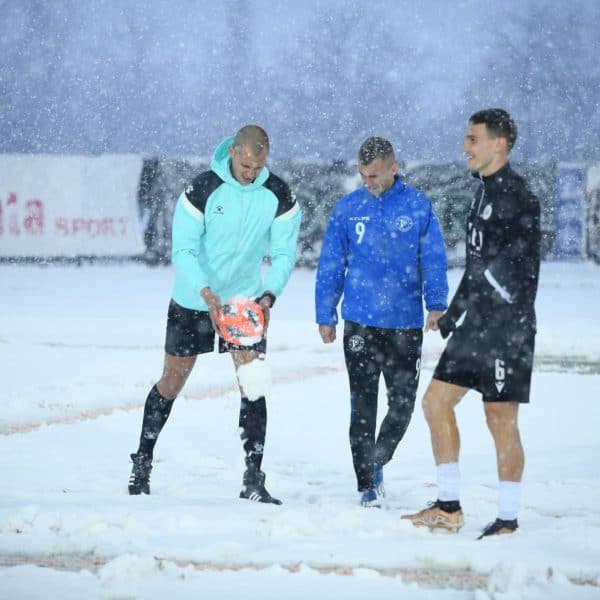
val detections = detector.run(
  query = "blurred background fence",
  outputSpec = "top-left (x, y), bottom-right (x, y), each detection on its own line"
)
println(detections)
top-left (137, 158), bottom-right (592, 267)
top-left (1, 156), bottom-right (598, 267)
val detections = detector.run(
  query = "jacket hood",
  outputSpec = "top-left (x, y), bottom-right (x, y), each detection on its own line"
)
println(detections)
top-left (210, 136), bottom-right (270, 191)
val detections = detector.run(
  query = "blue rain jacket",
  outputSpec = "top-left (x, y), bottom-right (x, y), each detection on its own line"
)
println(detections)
top-left (315, 176), bottom-right (448, 329)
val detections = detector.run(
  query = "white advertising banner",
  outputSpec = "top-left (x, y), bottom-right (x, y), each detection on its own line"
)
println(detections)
top-left (0, 154), bottom-right (145, 257)
top-left (587, 164), bottom-right (600, 192)
top-left (551, 162), bottom-right (587, 259)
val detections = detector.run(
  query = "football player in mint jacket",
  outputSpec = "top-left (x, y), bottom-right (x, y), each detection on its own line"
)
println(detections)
top-left (128, 125), bottom-right (301, 504)
top-left (315, 137), bottom-right (448, 507)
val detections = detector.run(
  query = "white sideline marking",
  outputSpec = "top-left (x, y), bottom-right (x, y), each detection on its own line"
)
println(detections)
top-left (0, 554), bottom-right (597, 590)
top-left (0, 365), bottom-right (342, 436)
top-left (3, 352), bottom-right (593, 436)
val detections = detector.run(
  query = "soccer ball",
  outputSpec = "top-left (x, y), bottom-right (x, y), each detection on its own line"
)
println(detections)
top-left (217, 296), bottom-right (265, 346)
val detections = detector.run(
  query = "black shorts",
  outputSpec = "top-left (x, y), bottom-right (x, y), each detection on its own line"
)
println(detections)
top-left (433, 316), bottom-right (535, 403)
top-left (164, 299), bottom-right (267, 357)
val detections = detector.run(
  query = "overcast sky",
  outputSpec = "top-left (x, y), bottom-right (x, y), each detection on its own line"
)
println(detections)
top-left (1, 0), bottom-right (598, 161)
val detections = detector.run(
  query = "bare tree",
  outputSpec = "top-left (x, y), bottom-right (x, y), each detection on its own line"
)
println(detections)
top-left (464, 0), bottom-right (600, 161)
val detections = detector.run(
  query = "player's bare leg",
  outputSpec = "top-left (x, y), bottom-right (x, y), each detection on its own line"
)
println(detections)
top-left (157, 354), bottom-right (197, 400)
top-left (484, 401), bottom-right (523, 482)
top-left (423, 379), bottom-right (467, 464)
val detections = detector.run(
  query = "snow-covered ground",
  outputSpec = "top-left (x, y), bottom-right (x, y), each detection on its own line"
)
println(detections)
top-left (0, 260), bottom-right (599, 599)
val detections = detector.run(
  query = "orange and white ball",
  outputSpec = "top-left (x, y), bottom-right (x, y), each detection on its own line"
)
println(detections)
top-left (217, 296), bottom-right (265, 346)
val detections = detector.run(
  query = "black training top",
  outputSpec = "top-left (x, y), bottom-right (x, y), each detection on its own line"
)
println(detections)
top-left (439, 163), bottom-right (541, 337)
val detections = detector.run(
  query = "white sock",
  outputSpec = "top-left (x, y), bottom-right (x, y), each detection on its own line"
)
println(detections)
top-left (498, 480), bottom-right (522, 520)
top-left (437, 462), bottom-right (460, 501)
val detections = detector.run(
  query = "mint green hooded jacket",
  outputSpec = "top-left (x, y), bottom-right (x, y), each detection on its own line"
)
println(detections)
top-left (170, 136), bottom-right (301, 311)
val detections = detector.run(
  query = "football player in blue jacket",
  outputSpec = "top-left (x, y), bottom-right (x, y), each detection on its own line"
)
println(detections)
top-left (315, 137), bottom-right (448, 507)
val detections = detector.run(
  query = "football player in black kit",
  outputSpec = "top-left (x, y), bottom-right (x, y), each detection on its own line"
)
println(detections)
top-left (402, 109), bottom-right (540, 538)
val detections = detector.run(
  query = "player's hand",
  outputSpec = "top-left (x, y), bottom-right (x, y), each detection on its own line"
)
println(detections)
top-left (200, 287), bottom-right (223, 334)
top-left (319, 324), bottom-right (336, 343)
top-left (256, 295), bottom-right (272, 332)
top-left (424, 310), bottom-right (445, 333)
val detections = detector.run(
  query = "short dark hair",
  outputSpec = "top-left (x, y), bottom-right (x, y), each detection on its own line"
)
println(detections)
top-left (469, 108), bottom-right (517, 151)
top-left (358, 137), bottom-right (395, 165)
